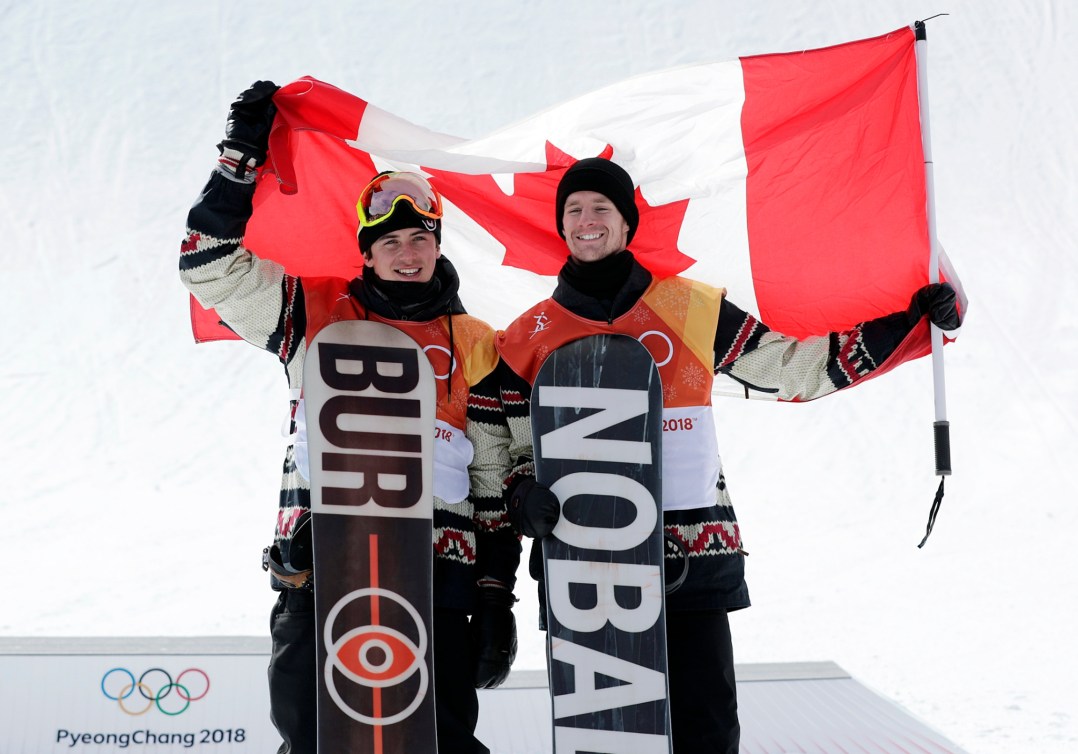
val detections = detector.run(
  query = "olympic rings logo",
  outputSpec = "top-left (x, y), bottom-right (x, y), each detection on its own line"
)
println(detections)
top-left (100, 668), bottom-right (210, 716)
top-left (324, 587), bottom-right (429, 725)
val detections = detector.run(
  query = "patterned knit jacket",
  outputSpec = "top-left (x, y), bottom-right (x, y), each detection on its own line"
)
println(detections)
top-left (495, 254), bottom-right (912, 613)
top-left (180, 169), bottom-right (520, 612)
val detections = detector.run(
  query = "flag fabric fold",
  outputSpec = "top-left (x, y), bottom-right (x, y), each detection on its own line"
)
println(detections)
top-left (189, 25), bottom-right (961, 398)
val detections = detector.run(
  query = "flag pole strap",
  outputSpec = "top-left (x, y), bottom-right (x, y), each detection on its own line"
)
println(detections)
top-left (915, 19), bottom-right (951, 546)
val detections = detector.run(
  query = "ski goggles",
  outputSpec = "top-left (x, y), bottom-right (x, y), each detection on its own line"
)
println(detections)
top-left (356, 172), bottom-right (443, 229)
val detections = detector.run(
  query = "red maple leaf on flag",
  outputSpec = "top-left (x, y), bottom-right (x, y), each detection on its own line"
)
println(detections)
top-left (427, 142), bottom-right (695, 277)
top-left (628, 187), bottom-right (695, 278)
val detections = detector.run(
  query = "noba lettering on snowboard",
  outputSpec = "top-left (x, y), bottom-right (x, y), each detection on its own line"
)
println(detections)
top-left (533, 334), bottom-right (672, 753)
top-left (303, 320), bottom-right (438, 754)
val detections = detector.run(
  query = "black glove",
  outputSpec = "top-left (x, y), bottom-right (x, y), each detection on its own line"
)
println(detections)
top-left (508, 478), bottom-right (560, 538)
top-left (907, 282), bottom-right (961, 331)
top-left (471, 583), bottom-right (518, 689)
top-left (217, 80), bottom-right (280, 179)
top-left (261, 512), bottom-right (313, 589)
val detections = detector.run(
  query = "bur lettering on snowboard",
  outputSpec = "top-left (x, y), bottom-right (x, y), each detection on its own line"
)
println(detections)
top-left (533, 334), bottom-right (672, 753)
top-left (303, 320), bottom-right (438, 754)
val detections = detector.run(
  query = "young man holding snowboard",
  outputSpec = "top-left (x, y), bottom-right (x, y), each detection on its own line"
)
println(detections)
top-left (180, 82), bottom-right (519, 754)
top-left (495, 157), bottom-right (961, 753)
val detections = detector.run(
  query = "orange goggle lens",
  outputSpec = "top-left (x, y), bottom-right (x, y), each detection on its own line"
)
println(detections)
top-left (356, 172), bottom-right (443, 229)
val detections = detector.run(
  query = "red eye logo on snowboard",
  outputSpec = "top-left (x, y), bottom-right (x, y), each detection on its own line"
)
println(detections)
top-left (323, 541), bottom-right (430, 727)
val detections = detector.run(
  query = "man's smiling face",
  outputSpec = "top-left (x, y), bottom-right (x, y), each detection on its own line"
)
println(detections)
top-left (364, 228), bottom-right (441, 282)
top-left (561, 190), bottom-right (630, 263)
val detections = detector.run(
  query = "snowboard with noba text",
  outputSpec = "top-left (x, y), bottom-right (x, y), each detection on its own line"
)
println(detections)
top-left (532, 333), bottom-right (672, 753)
top-left (303, 320), bottom-right (438, 754)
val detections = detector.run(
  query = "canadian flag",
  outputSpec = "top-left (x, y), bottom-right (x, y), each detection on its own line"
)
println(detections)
top-left (190, 25), bottom-right (961, 392)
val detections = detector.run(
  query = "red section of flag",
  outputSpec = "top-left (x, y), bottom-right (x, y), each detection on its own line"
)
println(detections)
top-left (741, 27), bottom-right (929, 344)
top-left (247, 79), bottom-right (377, 278)
top-left (190, 80), bottom-right (379, 342)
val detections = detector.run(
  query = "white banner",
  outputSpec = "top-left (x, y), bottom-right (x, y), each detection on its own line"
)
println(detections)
top-left (0, 641), bottom-right (278, 753)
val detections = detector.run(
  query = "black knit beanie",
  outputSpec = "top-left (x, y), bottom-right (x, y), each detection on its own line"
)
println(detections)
top-left (555, 157), bottom-right (639, 244)
top-left (358, 202), bottom-right (441, 256)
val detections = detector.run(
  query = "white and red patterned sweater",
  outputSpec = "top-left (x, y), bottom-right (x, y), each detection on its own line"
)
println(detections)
top-left (495, 255), bottom-right (912, 613)
top-left (180, 169), bottom-right (519, 611)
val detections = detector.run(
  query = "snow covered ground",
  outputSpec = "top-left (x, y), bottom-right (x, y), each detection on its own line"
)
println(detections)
top-left (4, 1), bottom-right (1077, 752)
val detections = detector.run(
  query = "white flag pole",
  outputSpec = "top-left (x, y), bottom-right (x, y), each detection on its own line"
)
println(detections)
top-left (914, 18), bottom-right (950, 547)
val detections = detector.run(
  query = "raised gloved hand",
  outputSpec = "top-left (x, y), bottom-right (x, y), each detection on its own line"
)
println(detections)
top-left (907, 282), bottom-right (961, 331)
top-left (471, 582), bottom-right (518, 689)
top-left (508, 478), bottom-right (561, 539)
top-left (217, 80), bottom-right (280, 181)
